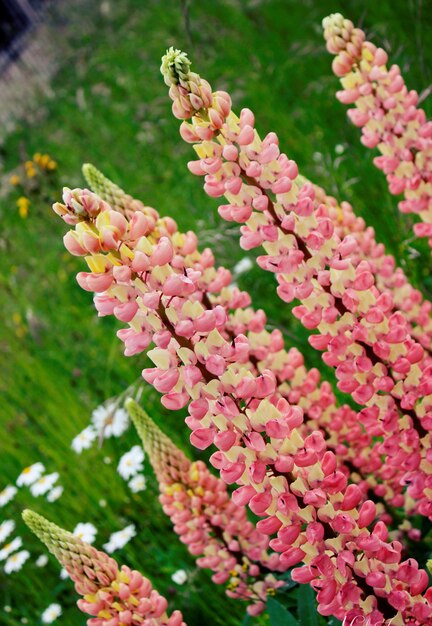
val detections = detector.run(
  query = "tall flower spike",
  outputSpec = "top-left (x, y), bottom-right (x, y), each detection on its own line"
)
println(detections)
top-left (56, 181), bottom-right (432, 623)
top-left (126, 399), bottom-right (283, 615)
top-left (162, 48), bottom-right (432, 521)
top-left (323, 13), bottom-right (432, 247)
top-left (58, 171), bottom-right (410, 517)
top-left (22, 509), bottom-right (186, 625)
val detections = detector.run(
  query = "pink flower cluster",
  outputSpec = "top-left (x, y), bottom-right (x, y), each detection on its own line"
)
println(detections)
top-left (161, 48), bottom-right (432, 523)
top-left (127, 399), bottom-right (282, 615)
top-left (312, 183), bottom-right (432, 351)
top-left (322, 13), bottom-right (432, 246)
top-left (53, 168), bottom-right (432, 623)
top-left (22, 510), bottom-right (186, 626)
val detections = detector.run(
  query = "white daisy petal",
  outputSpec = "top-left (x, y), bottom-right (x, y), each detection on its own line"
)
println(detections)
top-left (117, 446), bottom-right (144, 480)
top-left (0, 485), bottom-right (18, 507)
top-left (30, 473), bottom-right (59, 497)
top-left (73, 522), bottom-right (97, 544)
top-left (0, 537), bottom-right (23, 561)
top-left (103, 524), bottom-right (136, 553)
top-left (16, 463), bottom-right (45, 487)
top-left (71, 426), bottom-right (97, 454)
top-left (0, 520), bottom-right (15, 543)
top-left (41, 603), bottom-right (62, 623)
top-left (4, 549), bottom-right (30, 573)
top-left (128, 474), bottom-right (147, 493)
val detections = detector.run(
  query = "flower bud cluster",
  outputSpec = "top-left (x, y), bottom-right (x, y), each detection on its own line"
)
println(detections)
top-left (323, 13), bottom-right (432, 246)
top-left (22, 510), bottom-right (186, 626)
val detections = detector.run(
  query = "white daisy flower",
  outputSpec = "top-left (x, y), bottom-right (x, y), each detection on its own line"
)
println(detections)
top-left (335, 143), bottom-right (345, 154)
top-left (0, 520), bottom-right (15, 543)
top-left (92, 402), bottom-right (129, 438)
top-left (0, 485), bottom-right (18, 507)
top-left (30, 473), bottom-right (59, 497)
top-left (171, 569), bottom-right (188, 584)
top-left (233, 257), bottom-right (253, 277)
top-left (4, 549), bottom-right (30, 573)
top-left (16, 463), bottom-right (45, 487)
top-left (103, 524), bottom-right (136, 553)
top-left (59, 567), bottom-right (69, 580)
top-left (0, 537), bottom-right (22, 561)
top-left (71, 425), bottom-right (97, 454)
top-left (47, 485), bottom-right (64, 502)
top-left (35, 554), bottom-right (49, 567)
top-left (117, 446), bottom-right (144, 480)
top-left (73, 522), bottom-right (97, 544)
top-left (41, 603), bottom-right (62, 623)
top-left (128, 474), bottom-right (147, 493)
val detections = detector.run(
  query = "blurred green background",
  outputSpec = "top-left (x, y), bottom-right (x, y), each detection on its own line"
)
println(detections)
top-left (1, 0), bottom-right (431, 624)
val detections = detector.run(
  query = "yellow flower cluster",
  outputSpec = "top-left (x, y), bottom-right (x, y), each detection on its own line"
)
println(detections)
top-left (9, 153), bottom-right (57, 187)
top-left (16, 196), bottom-right (30, 219)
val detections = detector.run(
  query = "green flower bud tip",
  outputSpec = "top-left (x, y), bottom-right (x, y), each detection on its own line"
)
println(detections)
top-left (160, 47), bottom-right (191, 85)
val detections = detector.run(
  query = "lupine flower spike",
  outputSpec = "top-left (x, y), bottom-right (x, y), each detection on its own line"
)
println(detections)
top-left (55, 172), bottom-right (432, 623)
top-left (161, 48), bottom-right (432, 522)
top-left (126, 399), bottom-right (282, 615)
top-left (22, 509), bottom-right (186, 626)
top-left (79, 166), bottom-right (409, 518)
top-left (323, 13), bottom-right (432, 247)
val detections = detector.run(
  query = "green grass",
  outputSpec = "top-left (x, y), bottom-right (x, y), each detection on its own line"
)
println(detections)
top-left (1, 0), bottom-right (431, 624)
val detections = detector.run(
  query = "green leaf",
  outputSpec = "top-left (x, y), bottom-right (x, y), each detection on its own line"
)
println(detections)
top-left (297, 585), bottom-right (319, 626)
top-left (242, 614), bottom-right (252, 626)
top-left (267, 597), bottom-right (299, 626)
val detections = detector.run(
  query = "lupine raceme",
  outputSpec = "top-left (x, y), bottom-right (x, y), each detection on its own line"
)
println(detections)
top-left (52, 167), bottom-right (432, 623)
top-left (160, 46), bottom-right (432, 524)
top-left (322, 13), bottom-right (432, 247)
top-left (22, 510), bottom-right (186, 625)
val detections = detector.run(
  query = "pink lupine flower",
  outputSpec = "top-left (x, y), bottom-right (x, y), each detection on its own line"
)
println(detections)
top-left (54, 169), bottom-right (432, 623)
top-left (160, 48), bottom-right (432, 522)
top-left (322, 13), bottom-right (432, 247)
top-left (80, 165), bottom-right (409, 516)
top-left (22, 510), bottom-right (186, 626)
top-left (126, 399), bottom-right (282, 613)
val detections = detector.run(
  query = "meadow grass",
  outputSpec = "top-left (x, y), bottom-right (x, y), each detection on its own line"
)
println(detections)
top-left (1, 0), bottom-right (431, 624)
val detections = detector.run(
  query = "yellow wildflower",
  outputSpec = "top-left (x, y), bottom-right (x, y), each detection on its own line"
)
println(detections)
top-left (9, 174), bottom-right (20, 186)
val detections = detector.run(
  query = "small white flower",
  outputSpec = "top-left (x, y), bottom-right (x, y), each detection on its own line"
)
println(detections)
top-left (4, 549), bottom-right (30, 573)
top-left (16, 463), bottom-right (45, 487)
top-left (117, 446), bottom-right (144, 480)
top-left (172, 569), bottom-right (188, 585)
top-left (128, 474), bottom-right (147, 493)
top-left (103, 524), bottom-right (136, 553)
top-left (0, 537), bottom-right (22, 561)
top-left (0, 485), bottom-right (18, 507)
top-left (233, 257), bottom-right (253, 277)
top-left (73, 522), bottom-right (97, 544)
top-left (335, 143), bottom-right (345, 155)
top-left (71, 426), bottom-right (97, 454)
top-left (92, 402), bottom-right (129, 438)
top-left (104, 456), bottom-right (112, 464)
top-left (59, 567), bottom-right (69, 580)
top-left (35, 554), bottom-right (49, 567)
top-left (4, 605), bottom-right (11, 612)
top-left (30, 473), bottom-right (59, 497)
top-left (0, 520), bottom-right (15, 543)
top-left (21, 618), bottom-right (28, 624)
top-left (41, 603), bottom-right (62, 623)
top-left (47, 485), bottom-right (64, 502)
